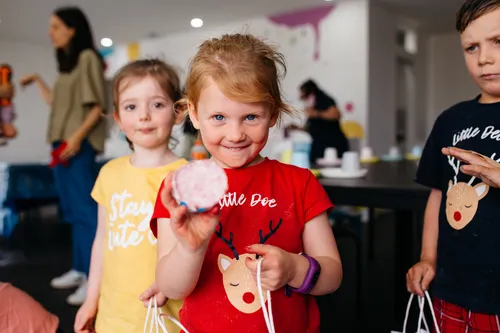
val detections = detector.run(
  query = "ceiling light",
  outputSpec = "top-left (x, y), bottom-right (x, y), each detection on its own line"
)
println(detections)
top-left (190, 18), bottom-right (203, 28)
top-left (100, 37), bottom-right (113, 47)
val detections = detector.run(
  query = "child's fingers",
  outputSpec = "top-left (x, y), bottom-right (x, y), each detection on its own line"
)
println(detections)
top-left (206, 205), bottom-right (220, 215)
top-left (244, 256), bottom-right (273, 275)
top-left (74, 315), bottom-right (84, 332)
top-left (245, 256), bottom-right (258, 274)
top-left (74, 316), bottom-right (89, 333)
top-left (461, 164), bottom-right (487, 178)
top-left (170, 205), bottom-right (188, 228)
top-left (245, 244), bottom-right (274, 257)
top-left (444, 147), bottom-right (490, 167)
top-left (139, 285), bottom-right (155, 302)
top-left (421, 269), bottom-right (434, 292)
top-left (406, 269), bottom-right (423, 297)
top-left (462, 164), bottom-right (500, 187)
top-left (156, 293), bottom-right (168, 307)
top-left (411, 274), bottom-right (424, 297)
top-left (161, 173), bottom-right (178, 212)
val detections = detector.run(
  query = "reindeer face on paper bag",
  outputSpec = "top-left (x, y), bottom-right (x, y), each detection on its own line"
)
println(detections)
top-left (446, 154), bottom-right (492, 230)
top-left (215, 219), bottom-right (282, 313)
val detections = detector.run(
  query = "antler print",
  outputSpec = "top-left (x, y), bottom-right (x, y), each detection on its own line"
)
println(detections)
top-left (215, 222), bottom-right (239, 260)
top-left (256, 218), bottom-right (283, 259)
top-left (447, 155), bottom-right (460, 184)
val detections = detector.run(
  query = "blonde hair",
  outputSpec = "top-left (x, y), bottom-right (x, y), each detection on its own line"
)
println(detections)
top-left (112, 58), bottom-right (181, 111)
top-left (181, 33), bottom-right (293, 120)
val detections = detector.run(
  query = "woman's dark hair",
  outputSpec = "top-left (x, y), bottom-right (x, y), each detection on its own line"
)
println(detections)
top-left (53, 6), bottom-right (104, 73)
top-left (300, 79), bottom-right (320, 96)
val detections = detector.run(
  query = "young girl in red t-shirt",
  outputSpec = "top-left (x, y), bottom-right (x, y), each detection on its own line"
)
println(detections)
top-left (145, 33), bottom-right (343, 333)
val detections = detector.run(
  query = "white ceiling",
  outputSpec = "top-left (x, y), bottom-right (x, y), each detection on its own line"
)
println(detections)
top-left (0, 0), bottom-right (464, 46)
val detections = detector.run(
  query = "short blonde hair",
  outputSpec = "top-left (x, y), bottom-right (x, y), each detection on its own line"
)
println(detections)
top-left (180, 33), bottom-right (293, 120)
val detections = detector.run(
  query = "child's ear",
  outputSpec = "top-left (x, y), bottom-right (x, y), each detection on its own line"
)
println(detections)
top-left (113, 111), bottom-right (123, 130)
top-left (269, 110), bottom-right (278, 128)
top-left (188, 102), bottom-right (201, 130)
top-left (174, 111), bottom-right (185, 125)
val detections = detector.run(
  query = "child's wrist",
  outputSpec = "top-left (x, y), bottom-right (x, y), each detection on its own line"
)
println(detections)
top-left (177, 241), bottom-right (208, 258)
top-left (287, 252), bottom-right (310, 288)
top-left (84, 294), bottom-right (99, 308)
top-left (420, 254), bottom-right (436, 265)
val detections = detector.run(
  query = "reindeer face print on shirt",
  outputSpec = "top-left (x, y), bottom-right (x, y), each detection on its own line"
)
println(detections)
top-left (445, 125), bottom-right (500, 230)
top-left (446, 155), bottom-right (491, 230)
top-left (216, 219), bottom-right (282, 314)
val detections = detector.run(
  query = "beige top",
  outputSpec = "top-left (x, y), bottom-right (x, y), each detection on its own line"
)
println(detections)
top-left (0, 283), bottom-right (59, 333)
top-left (48, 49), bottom-right (107, 152)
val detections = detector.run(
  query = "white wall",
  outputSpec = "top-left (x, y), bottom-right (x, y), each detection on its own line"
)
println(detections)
top-left (367, 3), bottom-right (397, 155)
top-left (1, 41), bottom-right (57, 163)
top-left (106, 1), bottom-right (370, 157)
top-left (414, 29), bottom-right (429, 146)
top-left (426, 32), bottom-right (479, 130)
top-left (6, 1), bottom-right (437, 163)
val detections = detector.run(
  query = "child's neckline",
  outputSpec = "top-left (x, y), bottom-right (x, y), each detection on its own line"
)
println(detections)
top-left (222, 157), bottom-right (271, 173)
top-left (126, 155), bottom-right (186, 171)
top-left (475, 94), bottom-right (500, 105)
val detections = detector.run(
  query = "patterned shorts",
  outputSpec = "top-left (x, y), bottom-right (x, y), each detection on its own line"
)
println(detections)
top-left (433, 298), bottom-right (500, 333)
top-left (0, 105), bottom-right (15, 123)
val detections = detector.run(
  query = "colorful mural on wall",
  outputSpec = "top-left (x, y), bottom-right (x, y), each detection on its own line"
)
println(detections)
top-left (268, 5), bottom-right (335, 61)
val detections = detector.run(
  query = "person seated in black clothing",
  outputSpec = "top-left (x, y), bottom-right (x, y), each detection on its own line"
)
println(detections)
top-left (299, 79), bottom-right (349, 163)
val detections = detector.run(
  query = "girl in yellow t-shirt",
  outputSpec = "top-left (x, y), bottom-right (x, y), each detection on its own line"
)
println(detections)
top-left (74, 59), bottom-right (187, 333)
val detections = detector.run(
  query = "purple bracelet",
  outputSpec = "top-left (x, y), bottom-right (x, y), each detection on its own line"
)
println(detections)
top-left (285, 253), bottom-right (321, 296)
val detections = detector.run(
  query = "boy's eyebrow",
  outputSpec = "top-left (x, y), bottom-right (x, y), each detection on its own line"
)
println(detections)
top-left (462, 30), bottom-right (500, 44)
top-left (486, 33), bottom-right (500, 41)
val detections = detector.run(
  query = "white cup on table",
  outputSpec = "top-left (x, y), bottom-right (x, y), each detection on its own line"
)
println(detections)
top-left (341, 151), bottom-right (360, 172)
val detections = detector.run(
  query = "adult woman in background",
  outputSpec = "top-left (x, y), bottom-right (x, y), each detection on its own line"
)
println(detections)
top-left (20, 6), bottom-right (107, 306)
top-left (299, 79), bottom-right (349, 163)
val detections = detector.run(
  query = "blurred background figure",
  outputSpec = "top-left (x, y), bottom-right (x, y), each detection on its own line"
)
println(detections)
top-left (299, 79), bottom-right (349, 163)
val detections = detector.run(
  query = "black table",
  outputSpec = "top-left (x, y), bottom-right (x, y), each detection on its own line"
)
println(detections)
top-left (319, 160), bottom-right (430, 328)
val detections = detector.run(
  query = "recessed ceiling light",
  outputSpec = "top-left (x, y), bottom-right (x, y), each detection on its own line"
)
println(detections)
top-left (100, 37), bottom-right (113, 47)
top-left (191, 18), bottom-right (203, 28)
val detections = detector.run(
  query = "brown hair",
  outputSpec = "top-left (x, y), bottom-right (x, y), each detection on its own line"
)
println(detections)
top-left (181, 33), bottom-right (293, 121)
top-left (112, 59), bottom-right (182, 149)
top-left (113, 58), bottom-right (181, 109)
top-left (456, 0), bottom-right (500, 33)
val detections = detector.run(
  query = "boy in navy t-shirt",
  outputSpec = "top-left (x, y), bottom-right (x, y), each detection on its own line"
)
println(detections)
top-left (407, 0), bottom-right (500, 331)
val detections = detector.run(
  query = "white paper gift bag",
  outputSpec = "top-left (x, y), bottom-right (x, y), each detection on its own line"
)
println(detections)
top-left (391, 291), bottom-right (441, 333)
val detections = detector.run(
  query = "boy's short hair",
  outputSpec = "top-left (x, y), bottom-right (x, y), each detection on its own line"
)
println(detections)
top-left (456, 0), bottom-right (500, 33)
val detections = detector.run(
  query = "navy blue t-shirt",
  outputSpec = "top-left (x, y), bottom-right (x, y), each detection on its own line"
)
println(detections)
top-left (416, 96), bottom-right (500, 314)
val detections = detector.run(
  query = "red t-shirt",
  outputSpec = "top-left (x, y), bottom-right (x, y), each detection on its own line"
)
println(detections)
top-left (151, 158), bottom-right (333, 333)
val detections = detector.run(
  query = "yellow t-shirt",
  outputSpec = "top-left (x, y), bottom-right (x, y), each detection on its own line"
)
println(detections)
top-left (91, 156), bottom-right (187, 333)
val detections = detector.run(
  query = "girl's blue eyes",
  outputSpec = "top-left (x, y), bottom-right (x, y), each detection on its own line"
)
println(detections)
top-left (213, 115), bottom-right (257, 121)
